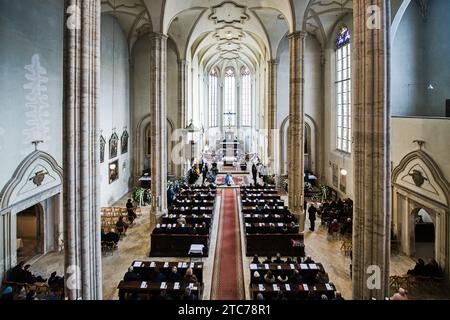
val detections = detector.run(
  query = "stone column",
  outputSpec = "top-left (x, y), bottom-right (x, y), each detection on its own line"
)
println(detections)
top-left (352, 0), bottom-right (391, 300)
top-left (178, 59), bottom-right (187, 129)
top-left (177, 59), bottom-right (187, 176)
top-left (288, 32), bottom-right (306, 232)
top-left (267, 59), bottom-right (278, 173)
top-left (149, 33), bottom-right (168, 219)
top-left (63, 0), bottom-right (102, 300)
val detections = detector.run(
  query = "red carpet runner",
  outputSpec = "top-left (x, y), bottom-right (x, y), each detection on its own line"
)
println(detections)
top-left (211, 189), bottom-right (245, 300)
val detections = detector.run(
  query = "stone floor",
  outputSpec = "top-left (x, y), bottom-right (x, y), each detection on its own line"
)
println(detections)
top-left (27, 180), bottom-right (450, 300)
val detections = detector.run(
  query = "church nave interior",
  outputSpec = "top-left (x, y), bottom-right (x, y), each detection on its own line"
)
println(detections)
top-left (1, 0), bottom-right (450, 303)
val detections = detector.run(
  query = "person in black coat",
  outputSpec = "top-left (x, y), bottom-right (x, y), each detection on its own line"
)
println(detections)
top-left (168, 267), bottom-right (182, 282)
top-left (123, 267), bottom-right (141, 282)
top-left (252, 163), bottom-right (258, 186)
top-left (308, 203), bottom-right (317, 232)
top-left (9, 261), bottom-right (26, 283)
top-left (202, 164), bottom-right (209, 185)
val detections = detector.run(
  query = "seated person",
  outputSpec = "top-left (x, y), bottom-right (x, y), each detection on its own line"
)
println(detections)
top-left (263, 256), bottom-right (272, 264)
top-left (315, 271), bottom-right (330, 284)
top-left (48, 272), bottom-right (64, 289)
top-left (264, 270), bottom-right (276, 284)
top-left (333, 291), bottom-right (345, 301)
top-left (176, 215), bottom-right (186, 226)
top-left (340, 218), bottom-right (353, 235)
top-left (182, 288), bottom-right (197, 301)
top-left (273, 253), bottom-right (284, 264)
top-left (116, 216), bottom-right (129, 233)
top-left (286, 257), bottom-right (294, 264)
top-left (183, 268), bottom-right (198, 283)
top-left (253, 271), bottom-right (263, 284)
top-left (328, 219), bottom-right (340, 234)
top-left (8, 261), bottom-right (27, 283)
top-left (23, 264), bottom-right (46, 284)
top-left (303, 256), bottom-right (315, 264)
top-left (407, 258), bottom-right (426, 276)
top-left (123, 267), bottom-right (141, 282)
top-left (197, 222), bottom-right (208, 235)
top-left (104, 229), bottom-right (120, 244)
top-left (425, 258), bottom-right (442, 277)
top-left (289, 270), bottom-right (303, 284)
top-left (152, 267), bottom-right (166, 282)
top-left (252, 255), bottom-right (261, 265)
top-left (168, 266), bottom-right (182, 282)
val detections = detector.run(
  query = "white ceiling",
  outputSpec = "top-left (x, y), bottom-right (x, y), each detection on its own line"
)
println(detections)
top-left (100, 0), bottom-right (356, 69)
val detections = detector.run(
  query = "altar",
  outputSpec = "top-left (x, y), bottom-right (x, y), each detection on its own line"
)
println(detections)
top-left (222, 131), bottom-right (239, 166)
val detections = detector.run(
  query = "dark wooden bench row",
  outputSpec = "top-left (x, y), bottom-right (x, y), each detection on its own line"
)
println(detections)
top-left (150, 234), bottom-right (209, 257)
top-left (118, 281), bottom-right (203, 300)
top-left (245, 234), bottom-right (305, 257)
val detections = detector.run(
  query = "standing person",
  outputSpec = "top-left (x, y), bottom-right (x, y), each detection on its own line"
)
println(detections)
top-left (252, 163), bottom-right (258, 186)
top-left (308, 203), bottom-right (317, 232)
top-left (202, 163), bottom-right (209, 185)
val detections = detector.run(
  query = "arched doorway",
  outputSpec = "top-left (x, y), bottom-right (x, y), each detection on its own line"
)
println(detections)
top-left (412, 208), bottom-right (436, 260)
top-left (16, 204), bottom-right (44, 262)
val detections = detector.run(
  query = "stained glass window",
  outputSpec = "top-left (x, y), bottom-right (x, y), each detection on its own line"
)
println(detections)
top-left (336, 26), bottom-right (351, 49)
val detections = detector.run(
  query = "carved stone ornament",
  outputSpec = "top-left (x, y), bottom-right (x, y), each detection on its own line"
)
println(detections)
top-left (29, 170), bottom-right (48, 187)
top-left (409, 169), bottom-right (428, 187)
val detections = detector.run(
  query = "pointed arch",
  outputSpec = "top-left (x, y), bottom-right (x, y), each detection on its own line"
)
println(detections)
top-left (392, 150), bottom-right (450, 206)
top-left (0, 151), bottom-right (63, 210)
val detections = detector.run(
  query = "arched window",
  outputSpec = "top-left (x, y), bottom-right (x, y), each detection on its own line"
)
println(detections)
top-left (223, 67), bottom-right (236, 127)
top-left (336, 26), bottom-right (352, 153)
top-left (208, 68), bottom-right (219, 127)
top-left (241, 66), bottom-right (251, 127)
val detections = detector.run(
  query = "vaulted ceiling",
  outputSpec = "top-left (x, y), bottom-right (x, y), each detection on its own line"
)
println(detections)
top-left (99, 0), bottom-right (358, 69)
top-left (303, 0), bottom-right (353, 48)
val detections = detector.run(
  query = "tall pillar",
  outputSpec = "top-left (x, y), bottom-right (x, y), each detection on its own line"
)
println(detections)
top-left (63, 0), bottom-right (102, 300)
top-left (267, 59), bottom-right (278, 173)
top-left (178, 59), bottom-right (187, 176)
top-left (149, 33), bottom-right (168, 218)
top-left (178, 59), bottom-right (187, 129)
top-left (352, 0), bottom-right (391, 300)
top-left (288, 32), bottom-right (306, 232)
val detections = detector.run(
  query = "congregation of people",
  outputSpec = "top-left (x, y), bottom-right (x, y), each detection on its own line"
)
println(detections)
top-left (118, 262), bottom-right (203, 301)
top-left (1, 261), bottom-right (64, 300)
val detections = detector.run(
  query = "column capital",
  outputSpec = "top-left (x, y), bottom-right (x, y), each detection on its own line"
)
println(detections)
top-left (178, 59), bottom-right (187, 65)
top-left (288, 31), bottom-right (308, 40)
top-left (268, 59), bottom-right (279, 66)
top-left (148, 32), bottom-right (168, 41)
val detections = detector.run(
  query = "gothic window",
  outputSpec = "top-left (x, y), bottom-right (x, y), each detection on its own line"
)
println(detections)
top-left (241, 67), bottom-right (251, 127)
top-left (209, 68), bottom-right (219, 127)
top-left (336, 26), bottom-right (352, 153)
top-left (223, 67), bottom-right (236, 127)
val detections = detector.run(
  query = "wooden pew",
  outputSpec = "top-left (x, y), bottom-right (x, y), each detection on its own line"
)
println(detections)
top-left (117, 281), bottom-right (203, 300)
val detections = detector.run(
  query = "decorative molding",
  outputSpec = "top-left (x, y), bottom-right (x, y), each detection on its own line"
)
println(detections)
top-left (0, 150), bottom-right (62, 210)
top-left (209, 1), bottom-right (249, 25)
